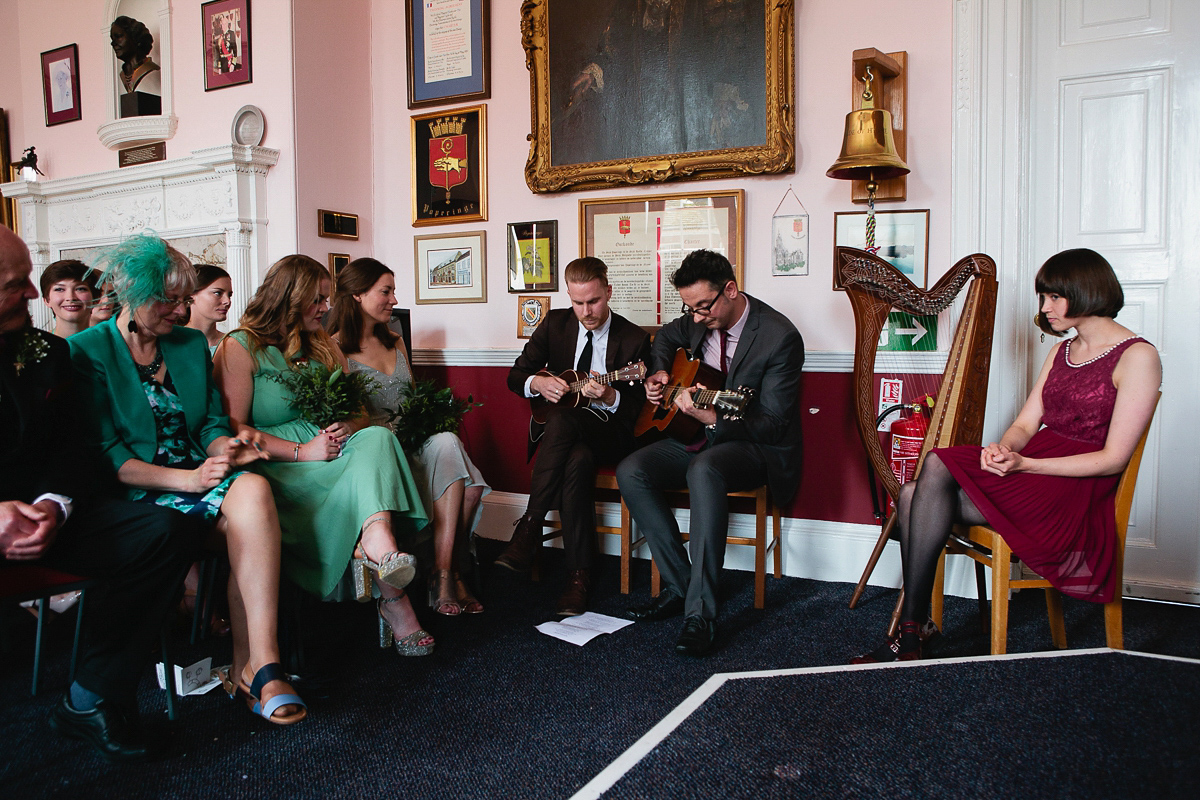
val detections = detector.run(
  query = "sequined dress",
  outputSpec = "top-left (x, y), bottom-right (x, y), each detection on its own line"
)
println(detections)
top-left (934, 337), bottom-right (1149, 603)
top-left (348, 348), bottom-right (490, 533)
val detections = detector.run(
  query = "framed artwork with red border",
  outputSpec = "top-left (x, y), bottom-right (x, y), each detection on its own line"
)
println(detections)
top-left (41, 44), bottom-right (81, 126)
top-left (410, 104), bottom-right (487, 227)
top-left (202, 0), bottom-right (253, 91)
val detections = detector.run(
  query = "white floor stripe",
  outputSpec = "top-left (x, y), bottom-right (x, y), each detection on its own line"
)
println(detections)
top-left (569, 647), bottom-right (1200, 800)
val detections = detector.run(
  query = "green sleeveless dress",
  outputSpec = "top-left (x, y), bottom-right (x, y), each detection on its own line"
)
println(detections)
top-left (229, 332), bottom-right (429, 597)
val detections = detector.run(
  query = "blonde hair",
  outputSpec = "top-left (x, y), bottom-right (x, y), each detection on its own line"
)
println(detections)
top-left (233, 254), bottom-right (339, 370)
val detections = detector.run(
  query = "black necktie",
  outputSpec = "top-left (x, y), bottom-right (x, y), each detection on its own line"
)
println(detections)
top-left (576, 330), bottom-right (593, 374)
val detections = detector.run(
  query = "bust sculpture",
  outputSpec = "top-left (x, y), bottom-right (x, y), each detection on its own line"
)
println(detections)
top-left (110, 16), bottom-right (160, 94)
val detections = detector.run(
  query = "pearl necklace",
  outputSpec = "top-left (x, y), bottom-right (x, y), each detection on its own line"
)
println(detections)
top-left (1064, 335), bottom-right (1136, 368)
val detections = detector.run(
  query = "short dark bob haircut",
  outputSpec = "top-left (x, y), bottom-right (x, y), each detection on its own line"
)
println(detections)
top-left (671, 249), bottom-right (736, 291)
top-left (40, 259), bottom-right (97, 299)
top-left (1034, 248), bottom-right (1124, 337)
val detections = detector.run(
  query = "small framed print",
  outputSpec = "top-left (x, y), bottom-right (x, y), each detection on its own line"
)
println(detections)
top-left (41, 44), bottom-right (81, 126)
top-left (318, 210), bottom-right (359, 240)
top-left (202, 0), bottom-right (252, 91)
top-left (517, 295), bottom-right (550, 339)
top-left (328, 253), bottom-right (350, 282)
top-left (411, 104), bottom-right (487, 226)
top-left (833, 210), bottom-right (930, 290)
top-left (507, 220), bottom-right (558, 293)
top-left (414, 230), bottom-right (487, 305)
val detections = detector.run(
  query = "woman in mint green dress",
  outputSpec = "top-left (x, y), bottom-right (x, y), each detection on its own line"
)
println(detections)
top-left (213, 255), bottom-right (434, 656)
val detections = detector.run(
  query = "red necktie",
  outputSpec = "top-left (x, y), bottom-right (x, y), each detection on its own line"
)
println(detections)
top-left (719, 330), bottom-right (728, 374)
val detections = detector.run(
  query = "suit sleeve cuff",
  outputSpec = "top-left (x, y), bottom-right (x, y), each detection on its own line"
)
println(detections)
top-left (32, 493), bottom-right (73, 524)
top-left (523, 375), bottom-right (537, 398)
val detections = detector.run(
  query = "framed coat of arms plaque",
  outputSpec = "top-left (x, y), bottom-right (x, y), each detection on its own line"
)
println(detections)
top-left (410, 104), bottom-right (488, 226)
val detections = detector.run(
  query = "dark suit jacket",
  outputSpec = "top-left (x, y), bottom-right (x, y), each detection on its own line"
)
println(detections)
top-left (508, 308), bottom-right (651, 452)
top-left (0, 329), bottom-right (101, 503)
top-left (651, 293), bottom-right (805, 504)
top-left (69, 319), bottom-right (232, 474)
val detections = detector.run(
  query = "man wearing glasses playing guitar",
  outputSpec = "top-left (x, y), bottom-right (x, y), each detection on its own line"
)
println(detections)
top-left (618, 249), bottom-right (805, 656)
top-left (498, 258), bottom-right (651, 616)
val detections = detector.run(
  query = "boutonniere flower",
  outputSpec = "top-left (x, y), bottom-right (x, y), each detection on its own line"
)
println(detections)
top-left (13, 329), bottom-right (50, 376)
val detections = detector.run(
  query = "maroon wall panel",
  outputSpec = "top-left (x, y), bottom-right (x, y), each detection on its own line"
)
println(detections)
top-left (414, 365), bottom-right (882, 525)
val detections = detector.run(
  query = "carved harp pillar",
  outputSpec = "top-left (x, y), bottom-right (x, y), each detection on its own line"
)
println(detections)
top-left (836, 247), bottom-right (998, 606)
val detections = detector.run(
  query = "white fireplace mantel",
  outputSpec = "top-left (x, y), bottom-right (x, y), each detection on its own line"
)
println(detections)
top-left (1, 144), bottom-right (279, 331)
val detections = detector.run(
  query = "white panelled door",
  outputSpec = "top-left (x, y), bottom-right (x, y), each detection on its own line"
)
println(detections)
top-left (1029, 0), bottom-right (1200, 600)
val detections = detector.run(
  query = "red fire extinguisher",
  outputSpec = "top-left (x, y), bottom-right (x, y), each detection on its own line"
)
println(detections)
top-left (877, 395), bottom-right (934, 514)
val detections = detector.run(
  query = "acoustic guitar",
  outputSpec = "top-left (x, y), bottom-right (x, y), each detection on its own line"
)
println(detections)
top-left (634, 348), bottom-right (753, 442)
top-left (529, 361), bottom-right (647, 424)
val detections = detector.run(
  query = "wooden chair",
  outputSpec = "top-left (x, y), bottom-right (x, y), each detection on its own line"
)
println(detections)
top-left (535, 468), bottom-right (647, 593)
top-left (932, 393), bottom-right (1159, 654)
top-left (643, 485), bottom-right (783, 610)
top-left (0, 564), bottom-right (95, 695)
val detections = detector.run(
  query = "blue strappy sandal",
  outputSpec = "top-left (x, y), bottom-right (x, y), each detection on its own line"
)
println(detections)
top-left (242, 663), bottom-right (307, 725)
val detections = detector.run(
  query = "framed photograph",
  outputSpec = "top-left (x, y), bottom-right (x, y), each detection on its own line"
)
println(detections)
top-left (579, 189), bottom-right (744, 328)
top-left (772, 213), bottom-right (809, 277)
top-left (40, 44), bottom-right (81, 126)
top-left (833, 210), bottom-right (930, 290)
top-left (328, 253), bottom-right (350, 281)
top-left (318, 210), bottom-right (359, 240)
top-left (517, 295), bottom-right (550, 339)
top-left (507, 220), bottom-right (558, 293)
top-left (414, 230), bottom-right (487, 304)
top-left (522, 0), bottom-right (794, 193)
top-left (411, 104), bottom-right (487, 226)
top-left (406, 0), bottom-right (490, 109)
top-left (202, 0), bottom-right (252, 91)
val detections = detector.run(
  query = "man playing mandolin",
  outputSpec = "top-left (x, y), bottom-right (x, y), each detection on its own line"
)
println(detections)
top-left (499, 257), bottom-right (651, 615)
top-left (618, 249), bottom-right (805, 656)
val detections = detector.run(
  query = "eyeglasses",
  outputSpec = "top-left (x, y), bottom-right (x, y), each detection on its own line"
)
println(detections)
top-left (157, 296), bottom-right (193, 308)
top-left (681, 293), bottom-right (722, 317)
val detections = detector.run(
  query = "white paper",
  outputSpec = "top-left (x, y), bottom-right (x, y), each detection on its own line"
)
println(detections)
top-left (535, 612), bottom-right (635, 646)
top-left (156, 658), bottom-right (225, 696)
top-left (423, 0), bottom-right (473, 84)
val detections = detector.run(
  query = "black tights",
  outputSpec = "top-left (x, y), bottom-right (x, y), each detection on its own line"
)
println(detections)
top-left (897, 453), bottom-right (987, 628)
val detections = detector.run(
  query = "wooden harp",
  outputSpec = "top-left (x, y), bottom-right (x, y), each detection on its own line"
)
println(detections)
top-left (836, 247), bottom-right (998, 609)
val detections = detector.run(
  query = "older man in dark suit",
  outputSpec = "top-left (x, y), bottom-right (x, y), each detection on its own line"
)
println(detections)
top-left (0, 226), bottom-right (196, 761)
top-left (618, 249), bottom-right (804, 655)
top-left (499, 257), bottom-right (651, 615)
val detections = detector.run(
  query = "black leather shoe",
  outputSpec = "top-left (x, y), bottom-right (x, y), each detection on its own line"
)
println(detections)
top-left (627, 592), bottom-right (685, 622)
top-left (49, 695), bottom-right (151, 762)
top-left (674, 615), bottom-right (716, 656)
top-left (494, 514), bottom-right (543, 574)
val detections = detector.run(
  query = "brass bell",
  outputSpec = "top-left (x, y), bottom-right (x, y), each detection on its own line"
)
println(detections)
top-left (827, 69), bottom-right (909, 188)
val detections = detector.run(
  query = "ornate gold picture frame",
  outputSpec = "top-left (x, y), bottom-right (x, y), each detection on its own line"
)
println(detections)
top-left (521, 0), bottom-right (794, 193)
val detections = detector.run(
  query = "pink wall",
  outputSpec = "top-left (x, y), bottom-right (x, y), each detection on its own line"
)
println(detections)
top-left (292, 0), bottom-right (374, 263)
top-left (1, 0), bottom-right (300, 262)
top-left (372, 0), bottom-right (955, 352)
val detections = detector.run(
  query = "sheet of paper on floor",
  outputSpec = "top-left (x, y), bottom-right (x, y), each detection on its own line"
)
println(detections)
top-left (536, 612), bottom-right (635, 646)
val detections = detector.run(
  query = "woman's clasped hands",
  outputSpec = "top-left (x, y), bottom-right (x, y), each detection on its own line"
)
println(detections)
top-left (979, 442), bottom-right (1025, 477)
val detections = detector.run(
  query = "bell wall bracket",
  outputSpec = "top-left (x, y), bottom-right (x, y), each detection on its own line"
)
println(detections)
top-left (851, 48), bottom-right (907, 203)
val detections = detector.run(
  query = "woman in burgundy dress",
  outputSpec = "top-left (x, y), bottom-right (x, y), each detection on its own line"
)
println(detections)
top-left (855, 248), bottom-right (1161, 663)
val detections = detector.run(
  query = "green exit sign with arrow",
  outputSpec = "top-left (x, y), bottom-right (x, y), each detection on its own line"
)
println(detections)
top-left (878, 312), bottom-right (938, 352)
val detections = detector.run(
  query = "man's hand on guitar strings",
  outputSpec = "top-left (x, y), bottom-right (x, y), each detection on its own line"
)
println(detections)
top-left (531, 373), bottom-right (571, 403)
top-left (676, 384), bottom-right (718, 427)
top-left (645, 370), bottom-right (670, 406)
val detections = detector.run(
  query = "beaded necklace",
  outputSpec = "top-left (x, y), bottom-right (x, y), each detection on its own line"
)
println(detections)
top-left (1064, 335), bottom-right (1137, 368)
top-left (134, 343), bottom-right (165, 382)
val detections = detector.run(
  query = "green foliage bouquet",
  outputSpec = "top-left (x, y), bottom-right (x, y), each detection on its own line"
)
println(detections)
top-left (272, 363), bottom-right (379, 430)
top-left (390, 379), bottom-right (481, 452)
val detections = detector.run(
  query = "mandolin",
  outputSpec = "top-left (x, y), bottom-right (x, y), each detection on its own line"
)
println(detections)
top-left (634, 348), bottom-right (753, 442)
top-left (529, 361), bottom-right (647, 424)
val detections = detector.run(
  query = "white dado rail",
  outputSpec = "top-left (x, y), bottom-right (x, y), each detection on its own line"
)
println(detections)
top-left (1, 144), bottom-right (279, 332)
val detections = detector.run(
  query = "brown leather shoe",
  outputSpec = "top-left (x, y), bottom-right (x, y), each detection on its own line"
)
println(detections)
top-left (555, 570), bottom-right (590, 616)
top-left (495, 514), bottom-right (542, 574)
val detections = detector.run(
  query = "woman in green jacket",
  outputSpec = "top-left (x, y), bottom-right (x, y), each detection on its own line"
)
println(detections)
top-left (70, 234), bottom-right (306, 725)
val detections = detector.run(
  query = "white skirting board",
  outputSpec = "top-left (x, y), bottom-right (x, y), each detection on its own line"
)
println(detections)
top-left (475, 491), bottom-right (985, 601)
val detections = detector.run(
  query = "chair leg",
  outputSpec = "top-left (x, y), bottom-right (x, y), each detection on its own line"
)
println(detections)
top-left (1104, 596), bottom-right (1124, 650)
top-left (753, 491), bottom-right (767, 610)
top-left (931, 551), bottom-right (946, 632)
top-left (974, 561), bottom-right (989, 632)
top-left (771, 503), bottom-right (782, 579)
top-left (990, 541), bottom-right (1012, 655)
top-left (1045, 588), bottom-right (1067, 649)
top-left (190, 559), bottom-right (208, 645)
top-left (650, 558), bottom-right (661, 597)
top-left (32, 597), bottom-right (47, 696)
top-left (68, 590), bottom-right (86, 687)
top-left (620, 500), bottom-right (631, 595)
top-left (886, 588), bottom-right (904, 638)
top-left (160, 627), bottom-right (177, 721)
